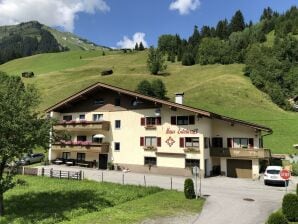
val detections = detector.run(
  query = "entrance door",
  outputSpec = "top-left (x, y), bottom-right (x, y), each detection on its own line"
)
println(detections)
top-left (98, 154), bottom-right (108, 169)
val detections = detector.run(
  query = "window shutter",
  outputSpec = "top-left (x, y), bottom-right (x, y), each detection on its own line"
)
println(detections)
top-left (227, 138), bottom-right (232, 148)
top-left (171, 116), bottom-right (176, 125)
top-left (156, 117), bottom-right (161, 125)
top-left (179, 138), bottom-right (184, 148)
top-left (141, 117), bottom-right (145, 126)
top-left (157, 137), bottom-right (161, 147)
top-left (140, 137), bottom-right (144, 146)
top-left (189, 115), bottom-right (195, 125)
top-left (249, 138), bottom-right (254, 148)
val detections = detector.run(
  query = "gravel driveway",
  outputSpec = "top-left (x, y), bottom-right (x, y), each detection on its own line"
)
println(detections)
top-left (39, 165), bottom-right (297, 224)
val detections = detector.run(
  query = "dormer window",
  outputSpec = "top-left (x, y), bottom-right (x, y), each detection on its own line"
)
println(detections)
top-left (94, 98), bottom-right (104, 105)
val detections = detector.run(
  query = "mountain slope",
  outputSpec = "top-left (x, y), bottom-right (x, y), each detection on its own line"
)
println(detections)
top-left (0, 50), bottom-right (297, 154)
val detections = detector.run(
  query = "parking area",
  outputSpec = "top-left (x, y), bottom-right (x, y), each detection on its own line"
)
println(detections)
top-left (38, 165), bottom-right (297, 224)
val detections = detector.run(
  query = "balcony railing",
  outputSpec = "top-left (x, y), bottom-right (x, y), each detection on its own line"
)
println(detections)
top-left (54, 120), bottom-right (110, 131)
top-left (52, 141), bottom-right (110, 153)
top-left (210, 147), bottom-right (271, 159)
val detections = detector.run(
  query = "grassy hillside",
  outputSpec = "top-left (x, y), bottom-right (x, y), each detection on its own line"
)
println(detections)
top-left (0, 50), bottom-right (297, 154)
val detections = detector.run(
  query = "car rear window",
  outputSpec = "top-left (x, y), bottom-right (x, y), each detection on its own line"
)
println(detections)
top-left (267, 170), bottom-right (280, 174)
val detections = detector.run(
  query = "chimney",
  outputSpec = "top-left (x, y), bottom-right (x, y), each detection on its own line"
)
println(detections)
top-left (175, 92), bottom-right (184, 104)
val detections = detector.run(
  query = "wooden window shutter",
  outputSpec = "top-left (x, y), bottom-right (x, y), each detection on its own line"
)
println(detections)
top-left (141, 117), bottom-right (145, 126)
top-left (157, 137), bottom-right (161, 147)
top-left (189, 115), bottom-right (195, 125)
top-left (171, 116), bottom-right (176, 125)
top-left (227, 138), bottom-right (232, 148)
top-left (249, 138), bottom-right (254, 148)
top-left (179, 138), bottom-right (184, 148)
top-left (140, 137), bottom-right (144, 146)
top-left (156, 117), bottom-right (161, 125)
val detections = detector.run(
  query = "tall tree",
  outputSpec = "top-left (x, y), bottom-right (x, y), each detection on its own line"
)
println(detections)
top-left (134, 43), bottom-right (139, 51)
top-left (230, 10), bottom-right (246, 33)
top-left (139, 42), bottom-right (145, 51)
top-left (216, 19), bottom-right (229, 39)
top-left (0, 72), bottom-right (52, 216)
top-left (147, 46), bottom-right (167, 75)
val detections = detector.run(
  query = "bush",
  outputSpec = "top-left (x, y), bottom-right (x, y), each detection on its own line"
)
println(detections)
top-left (296, 183), bottom-right (298, 195)
top-left (184, 178), bottom-right (195, 199)
top-left (282, 193), bottom-right (298, 221)
top-left (266, 211), bottom-right (288, 224)
top-left (292, 163), bottom-right (298, 176)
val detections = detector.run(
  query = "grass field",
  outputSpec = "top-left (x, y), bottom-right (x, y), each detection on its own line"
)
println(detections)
top-left (0, 176), bottom-right (204, 224)
top-left (0, 50), bottom-right (297, 153)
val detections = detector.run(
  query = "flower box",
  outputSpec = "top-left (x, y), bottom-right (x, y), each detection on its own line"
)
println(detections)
top-left (144, 146), bottom-right (157, 151)
top-left (184, 148), bottom-right (200, 153)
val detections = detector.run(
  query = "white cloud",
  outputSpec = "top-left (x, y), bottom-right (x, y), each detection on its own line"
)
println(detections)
top-left (169, 0), bottom-right (200, 15)
top-left (116, 32), bottom-right (148, 49)
top-left (0, 0), bottom-right (110, 32)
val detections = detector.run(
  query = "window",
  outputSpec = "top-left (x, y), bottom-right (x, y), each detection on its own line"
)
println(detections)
top-left (77, 153), bottom-right (85, 161)
top-left (141, 117), bottom-right (161, 126)
top-left (63, 115), bottom-right (72, 121)
top-left (144, 157), bottom-right (156, 165)
top-left (93, 114), bottom-right (103, 121)
top-left (212, 137), bottom-right (223, 148)
top-left (172, 115), bottom-right (195, 125)
top-left (145, 137), bottom-right (157, 146)
top-left (92, 135), bottom-right (103, 143)
top-left (94, 98), bottom-right (104, 105)
top-left (79, 114), bottom-right (85, 120)
top-left (185, 137), bottom-right (199, 147)
top-left (114, 142), bottom-right (120, 151)
top-left (62, 152), bottom-right (70, 160)
top-left (115, 120), bottom-right (121, 129)
top-left (115, 98), bottom-right (121, 106)
top-left (77, 136), bottom-right (87, 142)
top-left (233, 138), bottom-right (249, 148)
top-left (185, 159), bottom-right (200, 168)
top-left (204, 137), bottom-right (210, 149)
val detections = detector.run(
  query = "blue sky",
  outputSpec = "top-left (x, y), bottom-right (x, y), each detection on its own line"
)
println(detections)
top-left (0, 0), bottom-right (297, 48)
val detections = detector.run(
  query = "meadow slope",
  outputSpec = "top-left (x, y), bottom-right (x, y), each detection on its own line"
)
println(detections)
top-left (0, 50), bottom-right (297, 154)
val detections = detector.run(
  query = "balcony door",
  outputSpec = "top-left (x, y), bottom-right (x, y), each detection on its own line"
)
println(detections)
top-left (98, 154), bottom-right (108, 169)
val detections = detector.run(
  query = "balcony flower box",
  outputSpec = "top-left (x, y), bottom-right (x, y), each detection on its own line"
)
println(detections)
top-left (144, 146), bottom-right (157, 151)
top-left (81, 141), bottom-right (92, 147)
top-left (184, 148), bottom-right (200, 153)
top-left (145, 125), bottom-right (157, 130)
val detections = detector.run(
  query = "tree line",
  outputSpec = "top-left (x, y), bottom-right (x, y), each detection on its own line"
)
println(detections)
top-left (152, 6), bottom-right (298, 110)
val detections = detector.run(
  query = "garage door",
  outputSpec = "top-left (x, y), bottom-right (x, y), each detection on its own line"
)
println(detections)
top-left (227, 159), bottom-right (252, 178)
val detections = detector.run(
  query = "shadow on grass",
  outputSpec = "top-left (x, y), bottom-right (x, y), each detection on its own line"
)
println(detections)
top-left (4, 190), bottom-right (113, 223)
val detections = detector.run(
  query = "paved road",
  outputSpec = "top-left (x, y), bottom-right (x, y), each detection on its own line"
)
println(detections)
top-left (39, 165), bottom-right (297, 224)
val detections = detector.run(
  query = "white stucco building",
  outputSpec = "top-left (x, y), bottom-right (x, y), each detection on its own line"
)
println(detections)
top-left (46, 82), bottom-right (272, 178)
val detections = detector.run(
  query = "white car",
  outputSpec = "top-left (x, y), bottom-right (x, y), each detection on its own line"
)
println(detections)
top-left (264, 166), bottom-right (289, 186)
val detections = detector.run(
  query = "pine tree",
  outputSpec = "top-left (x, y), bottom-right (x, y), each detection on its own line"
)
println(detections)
top-left (147, 46), bottom-right (167, 75)
top-left (216, 19), bottom-right (229, 39)
top-left (230, 10), bottom-right (245, 33)
top-left (139, 42), bottom-right (145, 51)
top-left (135, 43), bottom-right (139, 51)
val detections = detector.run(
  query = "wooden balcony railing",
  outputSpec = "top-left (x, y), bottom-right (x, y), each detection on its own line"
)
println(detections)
top-left (52, 142), bottom-right (110, 153)
top-left (54, 120), bottom-right (110, 131)
top-left (210, 147), bottom-right (271, 159)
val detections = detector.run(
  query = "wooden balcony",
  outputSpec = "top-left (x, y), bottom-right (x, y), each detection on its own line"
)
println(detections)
top-left (54, 120), bottom-right (110, 132)
top-left (52, 142), bottom-right (110, 153)
top-left (210, 147), bottom-right (271, 159)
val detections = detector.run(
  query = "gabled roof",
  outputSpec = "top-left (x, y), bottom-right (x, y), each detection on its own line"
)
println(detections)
top-left (45, 82), bottom-right (273, 133)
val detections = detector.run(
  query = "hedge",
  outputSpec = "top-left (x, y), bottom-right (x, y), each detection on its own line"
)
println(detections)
top-left (282, 193), bottom-right (298, 222)
top-left (266, 211), bottom-right (288, 224)
top-left (184, 178), bottom-right (195, 199)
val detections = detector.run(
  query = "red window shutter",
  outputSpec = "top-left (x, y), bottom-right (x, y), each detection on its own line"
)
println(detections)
top-left (249, 138), bottom-right (254, 148)
top-left (157, 137), bottom-right (161, 147)
top-left (141, 117), bottom-right (145, 126)
top-left (171, 116), bottom-right (176, 125)
top-left (227, 138), bottom-right (232, 148)
top-left (189, 115), bottom-right (195, 125)
top-left (140, 137), bottom-right (144, 146)
top-left (179, 138), bottom-right (184, 148)
top-left (156, 117), bottom-right (161, 125)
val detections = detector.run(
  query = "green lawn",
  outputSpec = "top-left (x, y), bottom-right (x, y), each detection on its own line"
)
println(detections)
top-left (0, 50), bottom-right (297, 153)
top-left (0, 176), bottom-right (204, 224)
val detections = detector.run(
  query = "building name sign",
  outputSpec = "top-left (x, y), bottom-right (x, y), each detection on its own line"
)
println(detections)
top-left (166, 127), bottom-right (199, 135)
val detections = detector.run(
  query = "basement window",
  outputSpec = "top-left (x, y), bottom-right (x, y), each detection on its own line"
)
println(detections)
top-left (144, 157), bottom-right (156, 166)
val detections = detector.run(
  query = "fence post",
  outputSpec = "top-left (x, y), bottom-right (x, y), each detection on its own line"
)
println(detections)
top-left (144, 175), bottom-right (146, 187)
top-left (122, 173), bottom-right (124, 185)
top-left (59, 170), bottom-right (62, 179)
top-left (22, 166), bottom-right (25, 175)
top-left (170, 177), bottom-right (173, 190)
top-left (41, 167), bottom-right (44, 177)
top-left (68, 171), bottom-right (70, 179)
top-left (50, 168), bottom-right (53, 178)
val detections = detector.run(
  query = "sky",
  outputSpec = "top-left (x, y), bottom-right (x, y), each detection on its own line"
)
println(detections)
top-left (0, 0), bottom-right (297, 48)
